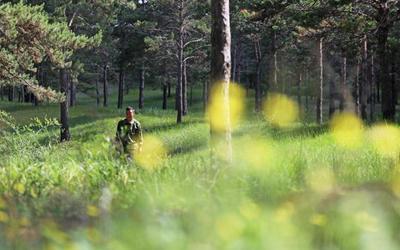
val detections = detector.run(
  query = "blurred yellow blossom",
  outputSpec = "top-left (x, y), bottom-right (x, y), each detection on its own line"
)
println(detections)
top-left (207, 82), bottom-right (245, 132)
top-left (310, 213), bottom-right (327, 226)
top-left (368, 124), bottom-right (400, 159)
top-left (263, 93), bottom-right (299, 128)
top-left (330, 112), bottom-right (364, 149)
top-left (87, 205), bottom-right (100, 217)
top-left (216, 213), bottom-right (245, 241)
top-left (135, 135), bottom-right (167, 171)
top-left (306, 167), bottom-right (336, 194)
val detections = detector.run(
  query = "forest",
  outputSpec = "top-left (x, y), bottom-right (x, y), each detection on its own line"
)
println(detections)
top-left (1, 0), bottom-right (400, 249)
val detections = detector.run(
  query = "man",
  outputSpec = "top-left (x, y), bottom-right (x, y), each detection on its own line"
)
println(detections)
top-left (116, 107), bottom-right (143, 157)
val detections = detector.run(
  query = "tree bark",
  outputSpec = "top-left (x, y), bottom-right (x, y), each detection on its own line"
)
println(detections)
top-left (103, 64), bottom-right (108, 107)
top-left (60, 68), bottom-right (70, 142)
top-left (117, 68), bottom-right (124, 109)
top-left (210, 0), bottom-right (232, 162)
top-left (355, 58), bottom-right (361, 116)
top-left (163, 80), bottom-right (168, 110)
top-left (176, 3), bottom-right (184, 123)
top-left (168, 80), bottom-right (171, 97)
top-left (377, 25), bottom-right (394, 120)
top-left (96, 79), bottom-right (100, 107)
top-left (317, 38), bottom-right (324, 125)
top-left (69, 78), bottom-right (75, 107)
top-left (360, 38), bottom-right (369, 120)
top-left (139, 64), bottom-right (145, 109)
top-left (339, 53), bottom-right (347, 111)
top-left (297, 71), bottom-right (302, 107)
top-left (254, 40), bottom-right (262, 112)
top-left (370, 55), bottom-right (376, 121)
top-left (328, 79), bottom-right (335, 118)
top-left (183, 60), bottom-right (188, 116)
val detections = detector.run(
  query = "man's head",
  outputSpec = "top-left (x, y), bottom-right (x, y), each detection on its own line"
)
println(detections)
top-left (126, 106), bottom-right (135, 122)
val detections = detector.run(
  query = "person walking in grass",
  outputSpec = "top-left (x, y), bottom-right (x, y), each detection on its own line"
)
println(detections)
top-left (116, 106), bottom-right (143, 158)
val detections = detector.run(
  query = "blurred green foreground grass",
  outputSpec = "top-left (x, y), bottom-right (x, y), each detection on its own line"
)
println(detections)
top-left (1, 91), bottom-right (400, 250)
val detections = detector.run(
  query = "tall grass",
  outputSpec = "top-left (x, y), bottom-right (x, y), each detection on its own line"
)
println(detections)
top-left (0, 90), bottom-right (400, 249)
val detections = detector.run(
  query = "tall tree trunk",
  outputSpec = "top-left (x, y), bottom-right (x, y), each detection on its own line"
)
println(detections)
top-left (96, 79), bottom-right (100, 107)
top-left (305, 69), bottom-right (309, 113)
top-left (210, 0), bottom-right (232, 162)
top-left (377, 25), bottom-right (394, 120)
top-left (0, 86), bottom-right (3, 101)
top-left (168, 80), bottom-right (171, 97)
top-left (117, 68), bottom-right (124, 109)
top-left (163, 80), bottom-right (168, 110)
top-left (139, 64), bottom-right (145, 109)
top-left (183, 60), bottom-right (188, 116)
top-left (177, 44), bottom-right (183, 123)
top-left (297, 71), bottom-right (302, 106)
top-left (69, 78), bottom-right (75, 107)
top-left (391, 49), bottom-right (397, 107)
top-left (317, 38), bottom-right (324, 124)
top-left (370, 55), bottom-right (376, 121)
top-left (60, 68), bottom-right (70, 142)
top-left (255, 62), bottom-right (262, 112)
top-left (232, 41), bottom-right (237, 82)
top-left (329, 79), bottom-right (336, 117)
top-left (103, 64), bottom-right (108, 107)
top-left (355, 58), bottom-right (361, 116)
top-left (254, 40), bottom-right (262, 112)
top-left (176, 3), bottom-right (184, 123)
top-left (272, 31), bottom-right (278, 91)
top-left (339, 53), bottom-right (347, 111)
top-left (203, 80), bottom-right (208, 111)
top-left (360, 38), bottom-right (369, 120)
top-left (235, 38), bottom-right (242, 83)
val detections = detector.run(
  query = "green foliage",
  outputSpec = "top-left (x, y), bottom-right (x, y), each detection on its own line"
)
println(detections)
top-left (0, 2), bottom-right (100, 102)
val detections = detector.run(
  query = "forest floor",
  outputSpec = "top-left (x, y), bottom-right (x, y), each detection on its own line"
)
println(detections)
top-left (1, 90), bottom-right (400, 249)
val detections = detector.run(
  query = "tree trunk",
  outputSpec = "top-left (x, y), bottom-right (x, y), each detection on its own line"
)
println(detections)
top-left (254, 40), bottom-right (262, 112)
top-left (235, 38), bottom-right (242, 83)
top-left (377, 25), bottom-right (394, 121)
top-left (255, 63), bottom-right (262, 112)
top-left (60, 68), bottom-right (70, 142)
top-left (103, 64), bottom-right (108, 107)
top-left (317, 38), bottom-right (324, 124)
top-left (272, 31), bottom-right (278, 91)
top-left (0, 87), bottom-right (3, 101)
top-left (163, 81), bottom-right (168, 110)
top-left (360, 38), bottom-right (369, 120)
top-left (168, 80), bottom-right (171, 97)
top-left (329, 79), bottom-right (335, 117)
top-left (96, 79), bottom-right (100, 107)
top-left (176, 44), bottom-right (183, 123)
top-left (176, 3), bottom-right (184, 123)
top-left (232, 41), bottom-right (237, 82)
top-left (210, 0), bottom-right (232, 162)
top-left (391, 49), bottom-right (397, 107)
top-left (69, 79), bottom-right (75, 107)
top-left (297, 71), bottom-right (302, 106)
top-left (339, 53), bottom-right (347, 111)
top-left (139, 64), bottom-right (145, 109)
top-left (203, 80), bottom-right (208, 111)
top-left (370, 55), bottom-right (376, 121)
top-left (355, 58), bottom-right (361, 116)
top-left (117, 68), bottom-right (124, 109)
top-left (183, 60), bottom-right (188, 116)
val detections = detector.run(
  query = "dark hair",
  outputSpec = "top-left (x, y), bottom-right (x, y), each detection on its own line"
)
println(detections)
top-left (126, 106), bottom-right (135, 112)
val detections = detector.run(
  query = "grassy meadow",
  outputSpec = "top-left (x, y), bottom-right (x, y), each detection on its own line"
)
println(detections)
top-left (1, 89), bottom-right (400, 249)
